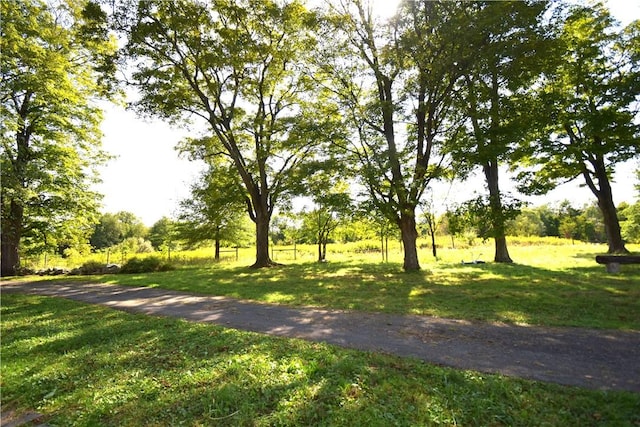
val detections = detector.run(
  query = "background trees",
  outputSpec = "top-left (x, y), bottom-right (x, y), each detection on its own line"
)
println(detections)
top-left (292, 161), bottom-right (353, 262)
top-left (90, 211), bottom-right (147, 250)
top-left (1, 0), bottom-right (118, 276)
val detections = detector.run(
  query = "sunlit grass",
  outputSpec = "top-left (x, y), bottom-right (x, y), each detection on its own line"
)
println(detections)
top-left (3, 294), bottom-right (639, 426)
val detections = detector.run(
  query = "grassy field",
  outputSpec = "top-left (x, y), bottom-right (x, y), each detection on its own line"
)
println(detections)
top-left (25, 240), bottom-right (639, 330)
top-left (3, 294), bottom-right (639, 426)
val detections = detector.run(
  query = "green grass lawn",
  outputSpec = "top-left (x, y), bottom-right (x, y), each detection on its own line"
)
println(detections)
top-left (3, 294), bottom-right (639, 426)
top-left (40, 242), bottom-right (637, 330)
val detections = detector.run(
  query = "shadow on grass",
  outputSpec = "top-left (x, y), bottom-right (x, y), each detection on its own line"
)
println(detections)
top-left (3, 294), bottom-right (639, 426)
top-left (85, 258), bottom-right (640, 330)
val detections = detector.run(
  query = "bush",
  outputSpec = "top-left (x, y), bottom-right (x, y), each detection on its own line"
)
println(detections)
top-left (120, 256), bottom-right (174, 274)
top-left (79, 260), bottom-right (107, 275)
top-left (69, 261), bottom-right (121, 275)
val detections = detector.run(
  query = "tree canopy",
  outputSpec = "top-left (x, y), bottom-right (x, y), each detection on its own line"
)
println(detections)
top-left (3, 0), bottom-right (638, 274)
top-left (118, 0), bottom-right (331, 267)
top-left (518, 3), bottom-right (640, 253)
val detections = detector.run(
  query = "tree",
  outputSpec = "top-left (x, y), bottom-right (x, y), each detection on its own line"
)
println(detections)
top-left (119, 0), bottom-right (323, 267)
top-left (620, 202), bottom-right (640, 244)
top-left (519, 4), bottom-right (640, 254)
top-left (90, 213), bottom-right (124, 249)
top-left (452, 194), bottom-right (523, 245)
top-left (177, 159), bottom-right (249, 261)
top-left (447, 0), bottom-right (552, 262)
top-left (536, 204), bottom-right (562, 237)
top-left (443, 209), bottom-right (464, 248)
top-left (619, 170), bottom-right (640, 244)
top-left (148, 217), bottom-right (176, 252)
top-left (1, 0), bottom-right (118, 275)
top-left (302, 180), bottom-right (352, 262)
top-left (289, 158), bottom-right (353, 262)
top-left (90, 211), bottom-right (147, 250)
top-left (507, 208), bottom-right (546, 237)
top-left (419, 190), bottom-right (447, 258)
top-left (320, 0), bottom-right (476, 270)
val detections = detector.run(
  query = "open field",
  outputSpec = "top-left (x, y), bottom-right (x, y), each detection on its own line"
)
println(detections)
top-left (2, 294), bottom-right (639, 426)
top-left (18, 240), bottom-right (640, 330)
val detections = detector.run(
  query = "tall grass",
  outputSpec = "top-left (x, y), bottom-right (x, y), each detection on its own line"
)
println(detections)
top-left (22, 235), bottom-right (617, 272)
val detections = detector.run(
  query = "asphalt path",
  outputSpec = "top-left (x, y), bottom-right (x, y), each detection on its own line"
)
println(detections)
top-left (2, 280), bottom-right (639, 393)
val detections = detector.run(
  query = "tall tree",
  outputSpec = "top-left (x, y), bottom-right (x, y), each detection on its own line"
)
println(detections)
top-left (447, 0), bottom-right (552, 263)
top-left (1, 0), bottom-right (118, 276)
top-left (320, 0), bottom-right (474, 271)
top-left (119, 0), bottom-right (322, 267)
top-left (519, 4), bottom-right (640, 254)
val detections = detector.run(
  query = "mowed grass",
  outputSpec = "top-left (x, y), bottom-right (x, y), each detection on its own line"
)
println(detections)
top-left (3, 294), bottom-right (639, 426)
top-left (49, 241), bottom-right (640, 330)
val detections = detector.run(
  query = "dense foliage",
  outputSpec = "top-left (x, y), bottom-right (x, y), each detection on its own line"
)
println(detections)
top-left (518, 3), bottom-right (640, 253)
top-left (3, 0), bottom-right (638, 274)
top-left (0, 0), bottom-right (118, 275)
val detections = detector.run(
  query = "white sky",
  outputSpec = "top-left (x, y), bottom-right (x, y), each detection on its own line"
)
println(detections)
top-left (94, 0), bottom-right (640, 226)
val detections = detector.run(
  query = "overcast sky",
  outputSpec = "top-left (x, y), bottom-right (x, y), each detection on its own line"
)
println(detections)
top-left (94, 0), bottom-right (640, 226)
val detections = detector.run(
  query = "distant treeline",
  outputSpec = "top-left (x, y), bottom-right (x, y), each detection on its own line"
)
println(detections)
top-left (80, 198), bottom-right (639, 260)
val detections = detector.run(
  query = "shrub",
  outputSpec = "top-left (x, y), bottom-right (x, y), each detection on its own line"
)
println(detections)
top-left (69, 261), bottom-right (121, 275)
top-left (120, 256), bottom-right (174, 274)
top-left (79, 260), bottom-right (107, 275)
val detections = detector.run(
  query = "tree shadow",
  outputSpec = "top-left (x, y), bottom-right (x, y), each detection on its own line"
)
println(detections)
top-left (4, 294), bottom-right (639, 426)
top-left (86, 255), bottom-right (640, 330)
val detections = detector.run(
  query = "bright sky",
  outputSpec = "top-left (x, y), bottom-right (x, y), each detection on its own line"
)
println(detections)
top-left (95, 0), bottom-right (640, 226)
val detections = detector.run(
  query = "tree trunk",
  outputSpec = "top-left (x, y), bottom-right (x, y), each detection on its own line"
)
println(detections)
top-left (317, 213), bottom-right (324, 262)
top-left (1, 200), bottom-right (24, 276)
top-left (398, 212), bottom-right (420, 271)
top-left (600, 198), bottom-right (627, 254)
top-left (2, 124), bottom-right (29, 276)
top-left (426, 214), bottom-right (437, 258)
top-left (430, 227), bottom-right (437, 258)
top-left (585, 155), bottom-right (628, 254)
top-left (252, 207), bottom-right (275, 268)
top-left (214, 230), bottom-right (221, 262)
top-left (483, 160), bottom-right (513, 263)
